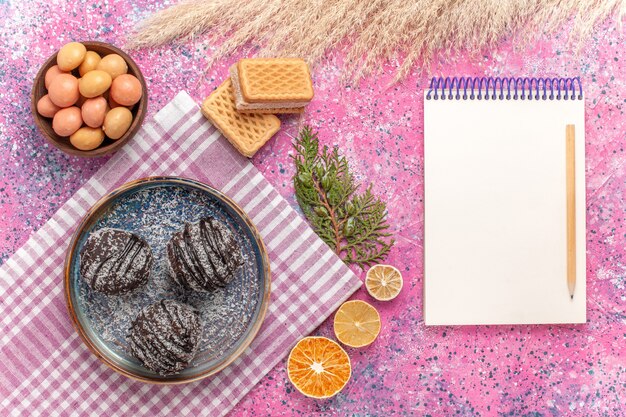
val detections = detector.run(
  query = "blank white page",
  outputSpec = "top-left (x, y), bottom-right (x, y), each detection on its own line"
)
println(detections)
top-left (424, 92), bottom-right (586, 325)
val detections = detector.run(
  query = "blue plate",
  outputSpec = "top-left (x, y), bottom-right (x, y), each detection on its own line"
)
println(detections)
top-left (64, 177), bottom-right (271, 384)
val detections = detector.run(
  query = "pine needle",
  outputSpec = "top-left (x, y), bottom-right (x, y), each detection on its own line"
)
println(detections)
top-left (292, 126), bottom-right (394, 268)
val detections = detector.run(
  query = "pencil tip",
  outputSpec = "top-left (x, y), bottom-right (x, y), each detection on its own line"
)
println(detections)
top-left (570, 295), bottom-right (574, 300)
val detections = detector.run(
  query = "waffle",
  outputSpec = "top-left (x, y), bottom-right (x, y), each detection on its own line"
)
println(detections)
top-left (242, 107), bottom-right (305, 114)
top-left (201, 78), bottom-right (281, 158)
top-left (230, 58), bottom-right (313, 113)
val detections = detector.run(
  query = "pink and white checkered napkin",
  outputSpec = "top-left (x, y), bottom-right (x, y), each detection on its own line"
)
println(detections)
top-left (0, 91), bottom-right (361, 416)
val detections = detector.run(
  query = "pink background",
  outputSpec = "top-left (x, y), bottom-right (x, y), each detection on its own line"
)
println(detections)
top-left (1, 1), bottom-right (625, 415)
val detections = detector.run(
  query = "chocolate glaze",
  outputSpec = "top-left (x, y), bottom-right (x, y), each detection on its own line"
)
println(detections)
top-left (80, 228), bottom-right (152, 295)
top-left (128, 300), bottom-right (202, 376)
top-left (167, 216), bottom-right (243, 292)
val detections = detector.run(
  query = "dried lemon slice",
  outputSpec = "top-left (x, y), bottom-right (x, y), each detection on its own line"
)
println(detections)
top-left (333, 300), bottom-right (381, 348)
top-left (365, 264), bottom-right (403, 301)
top-left (287, 336), bottom-right (351, 398)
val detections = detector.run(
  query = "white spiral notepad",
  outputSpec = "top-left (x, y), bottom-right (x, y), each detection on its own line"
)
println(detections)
top-left (424, 77), bottom-right (586, 325)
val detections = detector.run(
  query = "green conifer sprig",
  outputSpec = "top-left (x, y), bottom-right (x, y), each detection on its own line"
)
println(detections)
top-left (292, 126), bottom-right (394, 268)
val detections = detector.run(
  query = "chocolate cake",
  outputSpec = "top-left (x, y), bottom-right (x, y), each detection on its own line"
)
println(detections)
top-left (80, 228), bottom-right (153, 295)
top-left (167, 216), bottom-right (243, 292)
top-left (128, 300), bottom-right (202, 376)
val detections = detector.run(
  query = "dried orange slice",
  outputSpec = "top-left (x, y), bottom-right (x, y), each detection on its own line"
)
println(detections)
top-left (333, 300), bottom-right (381, 348)
top-left (287, 336), bottom-right (351, 398)
top-left (365, 264), bottom-right (403, 301)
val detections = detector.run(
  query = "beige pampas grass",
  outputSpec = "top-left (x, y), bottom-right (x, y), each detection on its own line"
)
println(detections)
top-left (127, 0), bottom-right (626, 81)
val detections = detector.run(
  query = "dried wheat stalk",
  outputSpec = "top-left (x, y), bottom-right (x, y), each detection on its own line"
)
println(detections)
top-left (127, 0), bottom-right (626, 81)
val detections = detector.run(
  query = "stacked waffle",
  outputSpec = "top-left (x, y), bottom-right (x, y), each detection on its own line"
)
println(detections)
top-left (201, 58), bottom-right (314, 157)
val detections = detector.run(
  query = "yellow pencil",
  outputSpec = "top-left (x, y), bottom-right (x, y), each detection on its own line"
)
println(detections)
top-left (566, 124), bottom-right (576, 300)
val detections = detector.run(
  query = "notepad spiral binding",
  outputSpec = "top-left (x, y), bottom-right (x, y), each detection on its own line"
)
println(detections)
top-left (426, 76), bottom-right (583, 101)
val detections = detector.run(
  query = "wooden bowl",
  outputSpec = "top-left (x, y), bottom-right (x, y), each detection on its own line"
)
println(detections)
top-left (31, 41), bottom-right (147, 157)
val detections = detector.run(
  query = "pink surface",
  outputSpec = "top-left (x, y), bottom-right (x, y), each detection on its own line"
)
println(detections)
top-left (1, 1), bottom-right (625, 416)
